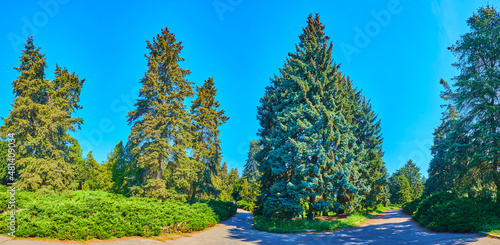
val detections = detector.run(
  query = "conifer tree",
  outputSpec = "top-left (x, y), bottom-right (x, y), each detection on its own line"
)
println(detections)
top-left (107, 141), bottom-right (130, 194)
top-left (353, 93), bottom-right (390, 207)
top-left (0, 36), bottom-right (84, 191)
top-left (447, 6), bottom-right (500, 200)
top-left (189, 77), bottom-right (228, 201)
top-left (389, 160), bottom-right (424, 204)
top-left (242, 140), bottom-right (261, 184)
top-left (127, 28), bottom-right (194, 200)
top-left (0, 141), bottom-right (8, 185)
top-left (425, 80), bottom-right (458, 194)
top-left (256, 14), bottom-right (367, 219)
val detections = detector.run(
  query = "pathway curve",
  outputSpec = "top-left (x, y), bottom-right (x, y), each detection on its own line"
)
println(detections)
top-left (0, 209), bottom-right (498, 244)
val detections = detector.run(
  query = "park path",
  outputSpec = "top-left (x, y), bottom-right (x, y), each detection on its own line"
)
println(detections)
top-left (0, 209), bottom-right (498, 244)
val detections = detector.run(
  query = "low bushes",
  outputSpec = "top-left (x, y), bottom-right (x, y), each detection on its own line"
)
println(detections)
top-left (401, 197), bottom-right (422, 215)
top-left (0, 190), bottom-right (237, 240)
top-left (236, 200), bottom-right (255, 212)
top-left (406, 191), bottom-right (500, 233)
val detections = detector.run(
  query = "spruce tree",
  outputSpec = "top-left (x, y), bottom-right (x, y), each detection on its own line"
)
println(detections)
top-left (107, 141), bottom-right (129, 194)
top-left (242, 139), bottom-right (261, 184)
top-left (0, 36), bottom-right (84, 191)
top-left (256, 14), bottom-right (367, 219)
top-left (190, 77), bottom-right (228, 201)
top-left (127, 28), bottom-right (194, 200)
top-left (389, 160), bottom-right (424, 203)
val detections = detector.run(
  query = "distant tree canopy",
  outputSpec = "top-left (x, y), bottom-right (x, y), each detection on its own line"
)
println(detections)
top-left (425, 5), bottom-right (500, 201)
top-left (389, 160), bottom-right (424, 205)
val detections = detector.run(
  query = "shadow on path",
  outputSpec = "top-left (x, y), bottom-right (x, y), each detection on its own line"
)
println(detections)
top-left (225, 209), bottom-right (498, 245)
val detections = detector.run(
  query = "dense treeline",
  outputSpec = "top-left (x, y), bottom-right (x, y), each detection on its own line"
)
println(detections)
top-left (406, 5), bottom-right (500, 233)
top-left (0, 29), bottom-right (240, 202)
top-left (253, 14), bottom-right (390, 220)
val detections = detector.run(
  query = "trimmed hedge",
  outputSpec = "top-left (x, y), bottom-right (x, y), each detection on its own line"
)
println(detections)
top-left (0, 190), bottom-right (236, 240)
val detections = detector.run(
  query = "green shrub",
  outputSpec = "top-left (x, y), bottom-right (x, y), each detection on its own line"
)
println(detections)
top-left (236, 200), bottom-right (255, 212)
top-left (410, 191), bottom-right (500, 232)
top-left (402, 197), bottom-right (422, 215)
top-left (0, 190), bottom-right (237, 240)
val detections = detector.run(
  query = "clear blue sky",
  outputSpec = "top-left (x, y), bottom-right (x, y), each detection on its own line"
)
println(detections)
top-left (1, 0), bottom-right (498, 177)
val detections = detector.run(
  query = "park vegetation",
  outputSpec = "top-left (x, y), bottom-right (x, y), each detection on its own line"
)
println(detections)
top-left (403, 5), bottom-right (500, 233)
top-left (0, 4), bottom-right (498, 240)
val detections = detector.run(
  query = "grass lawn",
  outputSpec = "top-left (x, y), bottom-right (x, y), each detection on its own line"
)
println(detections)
top-left (253, 205), bottom-right (400, 233)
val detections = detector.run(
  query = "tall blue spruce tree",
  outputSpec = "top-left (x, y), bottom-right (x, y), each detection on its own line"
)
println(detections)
top-left (256, 14), bottom-right (367, 219)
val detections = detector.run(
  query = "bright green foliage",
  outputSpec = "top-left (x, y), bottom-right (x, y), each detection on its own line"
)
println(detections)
top-left (0, 141), bottom-right (8, 185)
top-left (190, 77), bottom-right (228, 201)
top-left (389, 160), bottom-right (424, 204)
top-left (0, 190), bottom-right (236, 240)
top-left (447, 6), bottom-right (500, 200)
top-left (81, 151), bottom-right (113, 191)
top-left (212, 162), bottom-right (238, 201)
top-left (127, 28), bottom-right (195, 199)
top-left (0, 36), bottom-right (84, 191)
top-left (242, 140), bottom-right (261, 184)
top-left (106, 141), bottom-right (130, 194)
top-left (256, 14), bottom-right (368, 219)
top-left (389, 175), bottom-right (412, 205)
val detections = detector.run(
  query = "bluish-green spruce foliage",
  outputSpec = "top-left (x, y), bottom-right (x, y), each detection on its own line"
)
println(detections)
top-left (256, 14), bottom-right (368, 219)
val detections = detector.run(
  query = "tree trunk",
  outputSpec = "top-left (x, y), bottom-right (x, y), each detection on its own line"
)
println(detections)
top-left (307, 196), bottom-right (316, 219)
top-left (322, 193), bottom-right (328, 216)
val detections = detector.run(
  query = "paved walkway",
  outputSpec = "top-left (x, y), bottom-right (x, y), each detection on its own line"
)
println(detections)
top-left (0, 209), bottom-right (498, 244)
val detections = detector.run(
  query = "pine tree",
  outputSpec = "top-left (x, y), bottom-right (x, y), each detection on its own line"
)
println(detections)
top-left (189, 77), bottom-right (228, 201)
top-left (447, 6), bottom-right (500, 200)
top-left (127, 28), bottom-right (195, 200)
top-left (0, 36), bottom-right (84, 191)
top-left (256, 14), bottom-right (367, 219)
top-left (242, 140), bottom-right (261, 184)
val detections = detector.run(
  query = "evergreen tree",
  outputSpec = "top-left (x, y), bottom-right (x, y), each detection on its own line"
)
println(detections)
top-left (82, 151), bottom-right (113, 191)
top-left (189, 77), bottom-right (228, 201)
top-left (127, 28), bottom-right (195, 200)
top-left (242, 139), bottom-right (261, 184)
top-left (212, 162), bottom-right (238, 201)
top-left (107, 141), bottom-right (129, 194)
top-left (389, 160), bottom-right (424, 204)
top-left (0, 36), bottom-right (84, 191)
top-left (425, 80), bottom-right (458, 194)
top-left (351, 90), bottom-right (390, 208)
top-left (447, 6), bottom-right (500, 200)
top-left (0, 141), bottom-right (8, 185)
top-left (256, 14), bottom-right (367, 219)
top-left (67, 138), bottom-right (86, 190)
